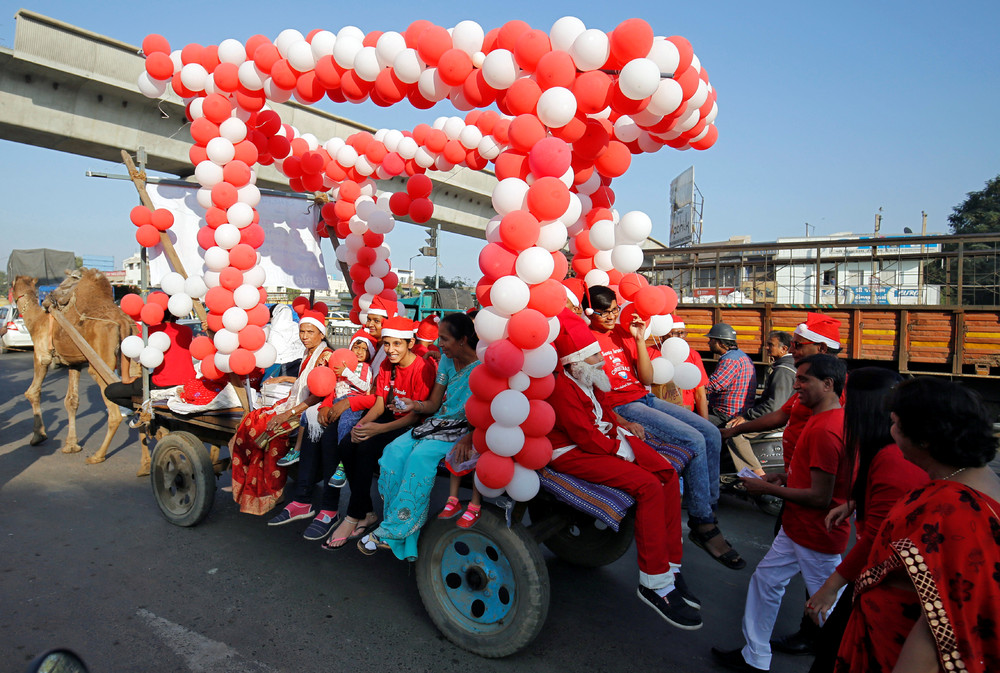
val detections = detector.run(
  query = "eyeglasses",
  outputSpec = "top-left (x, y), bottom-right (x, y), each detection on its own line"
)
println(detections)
top-left (791, 340), bottom-right (814, 350)
top-left (593, 306), bottom-right (621, 318)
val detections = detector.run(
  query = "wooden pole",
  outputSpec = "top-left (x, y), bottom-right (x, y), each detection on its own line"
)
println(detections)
top-left (50, 310), bottom-right (120, 385)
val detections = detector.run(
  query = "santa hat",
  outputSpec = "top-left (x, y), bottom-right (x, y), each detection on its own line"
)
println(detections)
top-left (672, 321), bottom-right (686, 330)
top-left (562, 278), bottom-right (587, 308)
top-left (367, 295), bottom-right (397, 318)
top-left (554, 308), bottom-right (601, 366)
top-left (416, 314), bottom-right (440, 342)
top-left (381, 316), bottom-right (415, 339)
top-left (299, 310), bottom-right (326, 332)
top-left (349, 328), bottom-right (377, 357)
top-left (794, 312), bottom-right (842, 349)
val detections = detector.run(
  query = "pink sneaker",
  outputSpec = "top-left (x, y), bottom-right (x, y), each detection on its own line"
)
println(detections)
top-left (438, 496), bottom-right (461, 519)
top-left (455, 504), bottom-right (481, 529)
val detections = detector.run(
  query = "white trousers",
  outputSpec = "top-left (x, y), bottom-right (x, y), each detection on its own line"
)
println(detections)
top-left (741, 527), bottom-right (842, 670)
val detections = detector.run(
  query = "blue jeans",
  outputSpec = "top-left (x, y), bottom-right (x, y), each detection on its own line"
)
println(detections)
top-left (615, 394), bottom-right (722, 525)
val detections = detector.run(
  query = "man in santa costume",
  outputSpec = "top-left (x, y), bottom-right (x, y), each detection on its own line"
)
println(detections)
top-left (548, 310), bottom-right (702, 631)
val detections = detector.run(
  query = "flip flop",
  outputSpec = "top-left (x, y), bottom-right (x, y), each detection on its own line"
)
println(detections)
top-left (348, 519), bottom-right (378, 540)
top-left (357, 533), bottom-right (389, 556)
top-left (322, 535), bottom-right (350, 550)
top-left (688, 527), bottom-right (746, 570)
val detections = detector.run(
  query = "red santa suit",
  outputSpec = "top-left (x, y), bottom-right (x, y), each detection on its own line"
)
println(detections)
top-left (548, 309), bottom-right (684, 594)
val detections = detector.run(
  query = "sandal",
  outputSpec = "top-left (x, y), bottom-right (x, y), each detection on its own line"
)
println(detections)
top-left (688, 526), bottom-right (746, 570)
top-left (322, 517), bottom-right (358, 550)
top-left (455, 504), bottom-right (481, 529)
top-left (348, 515), bottom-right (378, 540)
top-left (438, 496), bottom-right (462, 519)
top-left (357, 533), bottom-right (389, 556)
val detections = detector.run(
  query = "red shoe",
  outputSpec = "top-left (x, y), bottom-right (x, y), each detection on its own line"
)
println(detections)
top-left (455, 504), bottom-right (481, 529)
top-left (438, 496), bottom-right (461, 519)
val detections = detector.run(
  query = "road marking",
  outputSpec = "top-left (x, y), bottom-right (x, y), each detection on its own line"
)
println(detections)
top-left (136, 608), bottom-right (277, 673)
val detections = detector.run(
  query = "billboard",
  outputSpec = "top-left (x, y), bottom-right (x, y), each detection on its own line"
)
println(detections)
top-left (669, 166), bottom-right (697, 247)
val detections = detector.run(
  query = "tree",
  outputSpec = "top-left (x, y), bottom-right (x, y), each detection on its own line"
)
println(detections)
top-left (422, 275), bottom-right (471, 289)
top-left (936, 175), bottom-right (1000, 305)
top-left (948, 175), bottom-right (1000, 234)
top-left (0, 270), bottom-right (7, 295)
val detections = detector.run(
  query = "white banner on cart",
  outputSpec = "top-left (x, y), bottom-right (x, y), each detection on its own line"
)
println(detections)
top-left (146, 183), bottom-right (329, 291)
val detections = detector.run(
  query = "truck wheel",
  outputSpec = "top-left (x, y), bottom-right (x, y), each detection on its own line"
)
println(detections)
top-left (150, 431), bottom-right (215, 527)
top-left (416, 504), bottom-right (549, 658)
top-left (528, 498), bottom-right (635, 568)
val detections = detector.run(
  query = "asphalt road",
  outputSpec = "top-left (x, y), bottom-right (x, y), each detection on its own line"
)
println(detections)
top-left (0, 350), bottom-right (813, 673)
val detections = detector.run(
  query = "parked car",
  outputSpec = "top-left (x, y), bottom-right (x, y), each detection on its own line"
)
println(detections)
top-left (1, 304), bottom-right (33, 352)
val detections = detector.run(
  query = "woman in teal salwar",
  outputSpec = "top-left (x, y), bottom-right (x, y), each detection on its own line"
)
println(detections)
top-left (359, 312), bottom-right (479, 560)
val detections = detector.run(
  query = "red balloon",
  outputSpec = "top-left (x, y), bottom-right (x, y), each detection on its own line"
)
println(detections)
top-left (610, 19), bottom-right (654, 64)
top-left (508, 309), bottom-right (549, 350)
top-left (527, 137), bottom-right (571, 178)
top-left (513, 435), bottom-right (552, 469)
top-left (550, 250), bottom-right (568, 281)
top-left (202, 94), bottom-right (233, 124)
top-left (189, 335), bottom-right (216, 360)
top-left (150, 209), bottom-right (174, 232)
top-left (523, 373), bottom-right (555, 400)
top-left (508, 114), bottom-right (546, 153)
top-left (465, 395), bottom-right (494, 429)
top-left (204, 287), bottom-right (235, 314)
top-left (130, 205), bottom-right (152, 227)
top-left (330, 348), bottom-right (359, 372)
top-left (494, 150), bottom-right (530, 181)
top-left (619, 272), bottom-right (649, 300)
top-left (120, 293), bottom-right (144, 318)
top-left (528, 279), bottom-right (567, 318)
top-left (213, 62), bottom-right (240, 92)
top-left (497, 19), bottom-right (531, 51)
top-left (246, 303), bottom-right (270, 326)
top-left (406, 173), bottom-right (433, 199)
top-left (633, 286), bottom-right (667, 319)
top-left (240, 223), bottom-right (266, 248)
top-left (229, 348), bottom-right (257, 376)
top-left (526, 177), bottom-right (570, 221)
top-left (206, 312), bottom-right (225, 333)
top-left (147, 292), bottom-right (170, 309)
top-left (416, 25), bottom-right (452, 67)
top-left (667, 35), bottom-right (694, 75)
top-left (437, 48), bottom-right (473, 87)
top-left (658, 285), bottom-right (679, 314)
top-left (594, 140), bottom-right (631, 178)
top-left (136, 224), bottom-right (160, 248)
top-left (139, 302), bottom-right (164, 326)
top-left (409, 198), bottom-right (434, 223)
top-left (470, 363), bottom-right (511, 401)
top-left (498, 210), bottom-right (540, 252)
top-left (513, 29), bottom-right (551, 72)
top-left (572, 70), bottom-right (613, 114)
top-left (522, 399), bottom-right (556, 437)
top-left (228, 244), bottom-right (257, 270)
top-left (484, 339), bottom-right (525, 378)
top-left (505, 78), bottom-right (541, 117)
top-left (144, 51), bottom-right (174, 80)
top-left (690, 125), bottom-right (719, 151)
top-left (237, 325), bottom-right (266, 351)
top-left (219, 267), bottom-right (244, 290)
top-left (574, 119), bottom-right (611, 160)
top-left (307, 366), bottom-right (337, 397)
top-left (476, 451), bottom-right (515, 490)
top-left (211, 182), bottom-right (238, 209)
top-left (142, 34), bottom-right (171, 56)
top-left (196, 225), bottom-right (216, 251)
top-left (571, 254), bottom-right (595, 277)
top-left (200, 356), bottom-right (223, 380)
top-left (475, 278), bottom-right (494, 308)
top-left (478, 243), bottom-right (517, 279)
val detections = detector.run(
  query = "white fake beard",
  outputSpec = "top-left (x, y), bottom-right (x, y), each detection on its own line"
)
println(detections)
top-left (568, 361), bottom-right (612, 393)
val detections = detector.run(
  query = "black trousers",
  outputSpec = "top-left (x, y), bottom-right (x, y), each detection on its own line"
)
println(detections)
top-left (337, 411), bottom-right (408, 520)
top-left (289, 424), bottom-right (342, 513)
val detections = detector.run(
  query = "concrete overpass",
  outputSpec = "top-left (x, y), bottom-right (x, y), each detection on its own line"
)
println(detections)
top-left (0, 10), bottom-right (496, 239)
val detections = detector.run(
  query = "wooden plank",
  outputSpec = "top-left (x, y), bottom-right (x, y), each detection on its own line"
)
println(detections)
top-left (953, 312), bottom-right (965, 375)
top-left (49, 309), bottom-right (120, 384)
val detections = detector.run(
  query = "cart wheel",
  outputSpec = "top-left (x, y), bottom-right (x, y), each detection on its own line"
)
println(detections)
top-left (150, 431), bottom-right (215, 527)
top-left (528, 497), bottom-right (635, 568)
top-left (416, 504), bottom-right (549, 658)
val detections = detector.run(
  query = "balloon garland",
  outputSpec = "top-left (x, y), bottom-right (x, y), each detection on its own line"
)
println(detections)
top-left (134, 17), bottom-right (719, 501)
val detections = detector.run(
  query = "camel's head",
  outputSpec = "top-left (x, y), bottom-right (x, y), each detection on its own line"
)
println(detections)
top-left (12, 276), bottom-right (37, 300)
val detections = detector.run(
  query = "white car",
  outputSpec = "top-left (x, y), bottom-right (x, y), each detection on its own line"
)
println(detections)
top-left (1, 304), bottom-right (33, 352)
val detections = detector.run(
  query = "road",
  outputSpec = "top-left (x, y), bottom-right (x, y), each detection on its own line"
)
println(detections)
top-left (0, 350), bottom-right (813, 673)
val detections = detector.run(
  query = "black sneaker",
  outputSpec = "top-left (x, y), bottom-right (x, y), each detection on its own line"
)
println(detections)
top-left (711, 647), bottom-right (767, 672)
top-left (770, 629), bottom-right (817, 655)
top-left (673, 572), bottom-right (701, 610)
top-left (636, 585), bottom-right (703, 630)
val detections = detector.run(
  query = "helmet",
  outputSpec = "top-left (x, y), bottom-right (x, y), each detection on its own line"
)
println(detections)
top-left (705, 322), bottom-right (738, 342)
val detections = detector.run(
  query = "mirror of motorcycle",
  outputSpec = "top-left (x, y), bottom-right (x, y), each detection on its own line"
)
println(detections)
top-left (26, 649), bottom-right (89, 673)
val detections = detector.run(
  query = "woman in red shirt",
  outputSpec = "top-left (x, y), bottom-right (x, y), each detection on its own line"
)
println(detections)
top-left (322, 316), bottom-right (436, 548)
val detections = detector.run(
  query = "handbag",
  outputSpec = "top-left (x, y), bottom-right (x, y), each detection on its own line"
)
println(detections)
top-left (411, 416), bottom-right (469, 442)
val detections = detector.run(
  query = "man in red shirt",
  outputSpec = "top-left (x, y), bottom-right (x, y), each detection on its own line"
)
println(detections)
top-left (549, 310), bottom-right (702, 631)
top-left (712, 354), bottom-right (850, 673)
top-left (103, 314), bottom-right (196, 411)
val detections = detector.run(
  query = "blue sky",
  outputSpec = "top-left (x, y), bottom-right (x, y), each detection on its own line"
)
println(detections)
top-left (2, 1), bottom-right (998, 284)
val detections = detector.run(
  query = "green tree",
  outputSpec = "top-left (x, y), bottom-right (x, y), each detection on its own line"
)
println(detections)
top-left (422, 275), bottom-right (471, 289)
top-left (948, 175), bottom-right (1000, 234)
top-left (0, 270), bottom-right (7, 295)
top-left (933, 176), bottom-right (1000, 305)
top-left (285, 288), bottom-right (302, 301)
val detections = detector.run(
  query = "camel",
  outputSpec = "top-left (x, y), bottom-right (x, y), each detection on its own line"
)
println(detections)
top-left (12, 270), bottom-right (142, 471)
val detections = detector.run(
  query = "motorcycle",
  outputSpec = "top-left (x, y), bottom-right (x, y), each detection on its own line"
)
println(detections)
top-left (719, 429), bottom-right (785, 517)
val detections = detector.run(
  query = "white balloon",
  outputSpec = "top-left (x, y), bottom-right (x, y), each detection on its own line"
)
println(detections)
top-left (452, 20), bottom-right (484, 55)
top-left (203, 270), bottom-right (220, 288)
top-left (214, 352), bottom-right (233, 373)
top-left (275, 29), bottom-right (305, 57)
top-left (522, 344), bottom-right (557, 377)
top-left (558, 193), bottom-right (583, 226)
top-left (490, 276), bottom-right (531, 316)
top-left (619, 58), bottom-right (661, 100)
top-left (121, 335), bottom-right (144, 359)
top-left (662, 336), bottom-right (691, 366)
top-left (393, 48), bottom-right (424, 84)
top-left (650, 313), bottom-right (675, 337)
top-left (206, 137), bottom-right (235, 165)
top-left (159, 271), bottom-right (185, 296)
top-left (593, 249), bottom-right (614, 271)
top-left (219, 117), bottom-right (247, 143)
top-left (508, 371), bottom-right (531, 392)
top-left (584, 269), bottom-right (610, 288)
top-left (570, 29), bottom-right (610, 72)
top-left (491, 178), bottom-right (529, 216)
top-left (536, 87), bottom-right (577, 128)
top-left (238, 61), bottom-right (264, 90)
top-left (139, 346), bottom-right (165, 369)
top-left (147, 330), bottom-right (171, 352)
top-left (673, 361), bottom-right (702, 390)
top-left (203, 246), bottom-right (230, 271)
top-left (474, 473), bottom-right (506, 499)
top-left (136, 72), bottom-right (168, 97)
top-left (516, 247), bottom-right (554, 285)
top-left (618, 211), bottom-right (653, 244)
top-left (474, 307), bottom-right (509, 343)
top-left (233, 284), bottom-right (260, 310)
top-left (332, 36), bottom-right (363, 69)
top-left (459, 124), bottom-right (483, 150)
top-left (611, 244), bottom-right (644, 273)
top-left (179, 63), bottom-right (208, 91)
top-left (481, 49), bottom-right (518, 89)
top-left (375, 31), bottom-right (406, 68)
top-left (214, 223), bottom-right (241, 250)
top-left (589, 219), bottom-right (616, 251)
top-left (549, 16), bottom-right (587, 52)
top-left (491, 389), bottom-right (531, 427)
top-left (222, 306), bottom-right (248, 332)
top-left (254, 342), bottom-right (277, 368)
top-left (651, 357), bottom-right (676, 385)
top-left (364, 276), bottom-right (384, 295)
top-left (195, 160), bottom-right (224, 187)
top-left (196, 188), bottom-right (213, 210)
top-left (614, 116), bottom-right (641, 143)
top-left (227, 202), bottom-right (254, 228)
top-left (287, 40), bottom-right (316, 72)
top-left (310, 31), bottom-right (337, 59)
top-left (536, 221), bottom-right (568, 252)
top-left (353, 46), bottom-right (382, 82)
top-left (486, 423), bottom-right (524, 457)
top-left (648, 38), bottom-right (681, 76)
top-left (505, 464), bottom-right (540, 501)
top-left (648, 78), bottom-right (684, 117)
top-left (238, 184), bottom-right (261, 207)
top-left (213, 329), bottom-right (240, 354)
top-left (167, 293), bottom-right (193, 318)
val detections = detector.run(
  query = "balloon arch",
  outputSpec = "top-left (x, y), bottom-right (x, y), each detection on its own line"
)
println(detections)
top-left (129, 17), bottom-right (719, 501)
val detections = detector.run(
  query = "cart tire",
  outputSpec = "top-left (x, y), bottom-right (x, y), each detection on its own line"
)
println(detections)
top-left (150, 431), bottom-right (215, 527)
top-left (528, 498), bottom-right (635, 568)
top-left (416, 504), bottom-right (549, 658)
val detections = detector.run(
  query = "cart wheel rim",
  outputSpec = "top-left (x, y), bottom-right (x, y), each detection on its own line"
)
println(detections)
top-left (153, 448), bottom-right (198, 516)
top-left (436, 529), bottom-right (517, 628)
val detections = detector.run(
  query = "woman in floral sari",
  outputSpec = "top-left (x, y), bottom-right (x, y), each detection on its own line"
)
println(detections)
top-left (229, 310), bottom-right (330, 515)
top-left (359, 312), bottom-right (479, 560)
top-left (834, 377), bottom-right (1000, 673)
